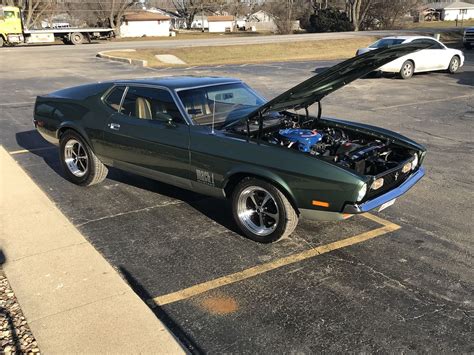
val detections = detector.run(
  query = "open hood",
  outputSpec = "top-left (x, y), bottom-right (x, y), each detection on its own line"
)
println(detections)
top-left (246, 43), bottom-right (430, 118)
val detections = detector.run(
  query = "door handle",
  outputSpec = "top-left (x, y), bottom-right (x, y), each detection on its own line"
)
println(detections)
top-left (108, 123), bottom-right (120, 131)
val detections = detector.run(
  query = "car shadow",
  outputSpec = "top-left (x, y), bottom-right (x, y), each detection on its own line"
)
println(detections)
top-left (119, 266), bottom-right (203, 354)
top-left (15, 130), bottom-right (241, 236)
top-left (457, 70), bottom-right (474, 86)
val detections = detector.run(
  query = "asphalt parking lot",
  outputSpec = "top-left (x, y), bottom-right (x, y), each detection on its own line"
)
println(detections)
top-left (1, 44), bottom-right (473, 353)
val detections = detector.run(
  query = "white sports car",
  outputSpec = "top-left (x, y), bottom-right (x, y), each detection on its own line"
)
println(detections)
top-left (356, 36), bottom-right (465, 79)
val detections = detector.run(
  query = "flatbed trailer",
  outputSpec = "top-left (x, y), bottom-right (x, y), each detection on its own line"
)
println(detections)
top-left (0, 5), bottom-right (114, 47)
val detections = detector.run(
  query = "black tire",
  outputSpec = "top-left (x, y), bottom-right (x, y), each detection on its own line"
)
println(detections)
top-left (59, 130), bottom-right (108, 186)
top-left (232, 177), bottom-right (298, 243)
top-left (399, 60), bottom-right (414, 80)
top-left (70, 32), bottom-right (84, 45)
top-left (447, 55), bottom-right (460, 74)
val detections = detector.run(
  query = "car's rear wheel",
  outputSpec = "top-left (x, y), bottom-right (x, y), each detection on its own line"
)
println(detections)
top-left (447, 55), bottom-right (460, 74)
top-left (400, 60), bottom-right (414, 79)
top-left (232, 177), bottom-right (298, 243)
top-left (59, 130), bottom-right (108, 186)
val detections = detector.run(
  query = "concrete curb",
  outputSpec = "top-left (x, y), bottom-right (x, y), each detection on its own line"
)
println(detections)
top-left (0, 146), bottom-right (185, 354)
top-left (97, 50), bottom-right (148, 67)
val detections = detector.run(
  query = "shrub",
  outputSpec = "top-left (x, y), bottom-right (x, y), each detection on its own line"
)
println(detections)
top-left (305, 7), bottom-right (354, 33)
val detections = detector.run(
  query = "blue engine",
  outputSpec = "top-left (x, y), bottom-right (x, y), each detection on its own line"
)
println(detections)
top-left (278, 128), bottom-right (323, 153)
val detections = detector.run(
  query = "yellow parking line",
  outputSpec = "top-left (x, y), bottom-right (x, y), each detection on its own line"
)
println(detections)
top-left (9, 147), bottom-right (56, 155)
top-left (149, 213), bottom-right (400, 307)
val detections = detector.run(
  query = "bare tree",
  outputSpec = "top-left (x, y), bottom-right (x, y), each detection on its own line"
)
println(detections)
top-left (171, 0), bottom-right (225, 29)
top-left (2, 0), bottom-right (57, 28)
top-left (368, 0), bottom-right (422, 29)
top-left (345, 0), bottom-right (373, 31)
top-left (64, 0), bottom-right (139, 34)
top-left (264, 0), bottom-right (307, 34)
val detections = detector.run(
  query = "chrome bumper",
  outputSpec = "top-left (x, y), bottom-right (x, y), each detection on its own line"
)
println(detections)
top-left (343, 167), bottom-right (425, 214)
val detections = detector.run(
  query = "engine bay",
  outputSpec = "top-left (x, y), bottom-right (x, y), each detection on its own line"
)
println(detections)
top-left (229, 113), bottom-right (415, 176)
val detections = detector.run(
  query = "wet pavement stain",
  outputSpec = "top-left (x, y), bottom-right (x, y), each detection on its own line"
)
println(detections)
top-left (199, 295), bottom-right (239, 315)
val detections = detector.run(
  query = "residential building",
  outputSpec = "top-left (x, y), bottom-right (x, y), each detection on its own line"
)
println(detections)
top-left (208, 16), bottom-right (235, 33)
top-left (120, 12), bottom-right (170, 37)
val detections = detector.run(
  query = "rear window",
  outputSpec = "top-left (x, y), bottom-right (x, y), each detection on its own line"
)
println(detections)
top-left (104, 86), bottom-right (126, 111)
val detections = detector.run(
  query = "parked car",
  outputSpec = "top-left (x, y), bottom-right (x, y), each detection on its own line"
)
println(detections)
top-left (356, 36), bottom-right (464, 79)
top-left (463, 27), bottom-right (474, 49)
top-left (34, 44), bottom-right (427, 243)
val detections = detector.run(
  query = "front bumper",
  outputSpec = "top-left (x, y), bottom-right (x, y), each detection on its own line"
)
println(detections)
top-left (343, 167), bottom-right (425, 214)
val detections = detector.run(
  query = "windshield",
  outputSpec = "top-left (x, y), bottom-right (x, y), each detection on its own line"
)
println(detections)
top-left (369, 38), bottom-right (406, 48)
top-left (177, 83), bottom-right (265, 126)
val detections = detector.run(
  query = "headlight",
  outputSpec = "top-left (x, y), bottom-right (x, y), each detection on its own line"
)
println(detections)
top-left (357, 183), bottom-right (367, 202)
top-left (411, 153), bottom-right (419, 170)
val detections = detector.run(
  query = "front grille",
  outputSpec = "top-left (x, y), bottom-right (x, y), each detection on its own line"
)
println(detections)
top-left (365, 164), bottom-right (412, 200)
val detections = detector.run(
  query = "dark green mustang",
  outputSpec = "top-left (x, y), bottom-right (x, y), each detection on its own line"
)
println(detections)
top-left (34, 44), bottom-right (426, 242)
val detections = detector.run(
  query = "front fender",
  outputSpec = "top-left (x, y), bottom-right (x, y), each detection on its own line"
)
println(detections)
top-left (223, 166), bottom-right (298, 208)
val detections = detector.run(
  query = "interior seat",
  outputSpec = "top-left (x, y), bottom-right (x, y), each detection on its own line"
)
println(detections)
top-left (135, 97), bottom-right (152, 120)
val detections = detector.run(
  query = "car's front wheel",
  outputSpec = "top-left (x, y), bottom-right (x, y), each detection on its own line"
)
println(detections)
top-left (400, 60), bottom-right (414, 79)
top-left (232, 177), bottom-right (298, 243)
top-left (447, 55), bottom-right (460, 74)
top-left (59, 130), bottom-right (108, 186)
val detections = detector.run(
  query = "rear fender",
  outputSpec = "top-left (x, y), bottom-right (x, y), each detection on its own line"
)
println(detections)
top-left (57, 121), bottom-right (93, 148)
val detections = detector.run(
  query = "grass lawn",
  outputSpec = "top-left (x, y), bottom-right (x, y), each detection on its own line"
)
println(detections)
top-left (111, 30), bottom-right (274, 42)
top-left (105, 36), bottom-right (378, 67)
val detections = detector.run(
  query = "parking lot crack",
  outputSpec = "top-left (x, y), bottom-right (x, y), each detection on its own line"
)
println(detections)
top-left (328, 254), bottom-right (430, 305)
top-left (75, 201), bottom-right (184, 227)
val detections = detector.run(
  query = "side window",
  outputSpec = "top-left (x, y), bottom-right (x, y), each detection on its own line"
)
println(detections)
top-left (104, 86), bottom-right (126, 112)
top-left (412, 39), bottom-right (443, 49)
top-left (426, 40), bottom-right (443, 49)
top-left (121, 86), bottom-right (184, 124)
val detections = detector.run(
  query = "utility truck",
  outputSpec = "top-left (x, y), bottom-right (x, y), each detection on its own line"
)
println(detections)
top-left (0, 6), bottom-right (114, 47)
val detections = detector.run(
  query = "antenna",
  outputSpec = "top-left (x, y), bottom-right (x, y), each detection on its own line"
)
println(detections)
top-left (211, 98), bottom-right (216, 134)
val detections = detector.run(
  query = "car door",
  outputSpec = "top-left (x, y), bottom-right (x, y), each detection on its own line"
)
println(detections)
top-left (411, 39), bottom-right (450, 71)
top-left (102, 85), bottom-right (191, 188)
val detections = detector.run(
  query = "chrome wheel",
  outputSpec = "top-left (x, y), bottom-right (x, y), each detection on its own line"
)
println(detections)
top-left (64, 139), bottom-right (88, 177)
top-left (450, 57), bottom-right (459, 72)
top-left (237, 186), bottom-right (279, 236)
top-left (402, 62), bottom-right (413, 78)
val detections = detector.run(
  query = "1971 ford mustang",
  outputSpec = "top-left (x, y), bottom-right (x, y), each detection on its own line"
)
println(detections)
top-left (34, 44), bottom-right (427, 242)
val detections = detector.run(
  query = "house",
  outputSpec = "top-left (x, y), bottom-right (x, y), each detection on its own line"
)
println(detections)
top-left (191, 15), bottom-right (209, 30)
top-left (208, 16), bottom-right (235, 33)
top-left (120, 12), bottom-right (170, 37)
top-left (424, 1), bottom-right (474, 20)
top-left (147, 8), bottom-right (186, 29)
top-left (245, 10), bottom-right (299, 32)
top-left (248, 10), bottom-right (274, 23)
